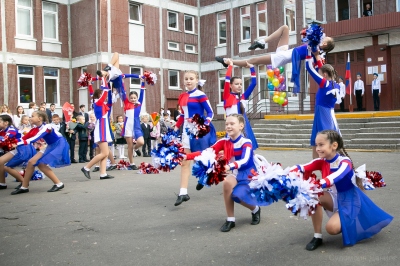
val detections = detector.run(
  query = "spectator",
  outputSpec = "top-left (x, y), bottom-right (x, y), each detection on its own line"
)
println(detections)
top-left (354, 73), bottom-right (364, 112)
top-left (39, 106), bottom-right (46, 112)
top-left (17, 115), bottom-right (31, 134)
top-left (49, 103), bottom-right (58, 118)
top-left (114, 115), bottom-right (127, 159)
top-left (79, 104), bottom-right (89, 123)
top-left (141, 114), bottom-right (152, 157)
top-left (60, 117), bottom-right (78, 163)
top-left (150, 114), bottom-right (160, 150)
top-left (173, 104), bottom-right (181, 122)
top-left (27, 102), bottom-right (36, 117)
top-left (160, 108), bottom-right (165, 119)
top-left (338, 77), bottom-right (346, 112)
top-left (40, 102), bottom-right (53, 122)
top-left (1, 104), bottom-right (12, 119)
top-left (372, 73), bottom-right (381, 111)
top-left (75, 115), bottom-right (90, 163)
top-left (363, 4), bottom-right (373, 17)
top-left (88, 113), bottom-right (96, 160)
top-left (50, 114), bottom-right (61, 132)
top-left (13, 105), bottom-right (25, 127)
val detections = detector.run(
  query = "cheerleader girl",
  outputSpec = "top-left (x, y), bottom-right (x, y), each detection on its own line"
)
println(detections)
top-left (223, 59), bottom-right (258, 149)
top-left (305, 47), bottom-right (341, 158)
top-left (174, 70), bottom-right (217, 206)
top-left (11, 111), bottom-right (69, 195)
top-left (184, 114), bottom-right (260, 232)
top-left (81, 78), bottom-right (115, 179)
top-left (216, 25), bottom-right (335, 93)
top-left (290, 130), bottom-right (392, 250)
top-left (0, 115), bottom-right (36, 189)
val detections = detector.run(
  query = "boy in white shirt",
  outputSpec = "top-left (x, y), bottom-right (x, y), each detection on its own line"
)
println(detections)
top-left (50, 114), bottom-right (61, 132)
top-left (338, 77), bottom-right (346, 112)
top-left (354, 73), bottom-right (364, 111)
top-left (372, 73), bottom-right (381, 111)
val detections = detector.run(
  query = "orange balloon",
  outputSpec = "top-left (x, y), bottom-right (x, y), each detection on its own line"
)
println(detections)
top-left (273, 91), bottom-right (280, 96)
top-left (267, 69), bottom-right (274, 77)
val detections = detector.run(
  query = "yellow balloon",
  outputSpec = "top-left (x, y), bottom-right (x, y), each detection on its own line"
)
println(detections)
top-left (272, 78), bottom-right (279, 87)
top-left (280, 92), bottom-right (286, 98)
top-left (273, 95), bottom-right (279, 103)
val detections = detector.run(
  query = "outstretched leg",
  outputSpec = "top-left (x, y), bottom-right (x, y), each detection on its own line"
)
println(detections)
top-left (260, 24), bottom-right (289, 48)
top-left (109, 52), bottom-right (119, 69)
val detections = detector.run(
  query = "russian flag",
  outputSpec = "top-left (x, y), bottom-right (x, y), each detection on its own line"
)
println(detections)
top-left (345, 53), bottom-right (352, 95)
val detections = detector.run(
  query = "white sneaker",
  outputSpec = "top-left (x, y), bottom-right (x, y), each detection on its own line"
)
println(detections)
top-left (119, 155), bottom-right (127, 159)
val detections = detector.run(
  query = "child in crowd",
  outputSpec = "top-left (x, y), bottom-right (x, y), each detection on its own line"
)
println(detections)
top-left (75, 115), bottom-right (90, 163)
top-left (88, 113), bottom-right (96, 160)
top-left (140, 114), bottom-right (152, 157)
top-left (150, 114), bottom-right (160, 150)
top-left (27, 102), bottom-right (36, 117)
top-left (114, 115), bottom-right (127, 159)
top-left (17, 115), bottom-right (31, 134)
top-left (50, 114), bottom-right (61, 132)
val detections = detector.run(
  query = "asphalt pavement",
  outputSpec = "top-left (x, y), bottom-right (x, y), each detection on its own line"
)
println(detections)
top-left (0, 149), bottom-right (398, 266)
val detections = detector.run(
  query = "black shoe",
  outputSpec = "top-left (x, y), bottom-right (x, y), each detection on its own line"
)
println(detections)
top-left (81, 167), bottom-right (91, 179)
top-left (135, 150), bottom-right (141, 156)
top-left (196, 183), bottom-right (204, 191)
top-left (174, 194), bottom-right (190, 206)
top-left (84, 159), bottom-right (90, 162)
top-left (215, 57), bottom-right (228, 68)
top-left (113, 156), bottom-right (117, 159)
top-left (106, 165), bottom-right (117, 171)
top-left (96, 70), bottom-right (103, 77)
top-left (129, 165), bottom-right (138, 170)
top-left (251, 207), bottom-right (261, 225)
top-left (305, 237), bottom-right (323, 251)
top-left (11, 188), bottom-right (29, 195)
top-left (144, 154), bottom-right (151, 157)
top-left (92, 167), bottom-right (100, 172)
top-left (248, 40), bottom-right (265, 50)
top-left (0, 185), bottom-right (7, 190)
top-left (220, 221), bottom-right (235, 232)
top-left (15, 183), bottom-right (22, 189)
top-left (79, 160), bottom-right (85, 163)
top-left (103, 65), bottom-right (111, 72)
top-left (47, 184), bottom-right (64, 192)
top-left (71, 160), bottom-right (78, 164)
top-left (100, 174), bottom-right (114, 180)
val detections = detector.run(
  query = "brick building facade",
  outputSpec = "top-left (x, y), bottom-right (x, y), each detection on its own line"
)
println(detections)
top-left (1, 0), bottom-right (400, 121)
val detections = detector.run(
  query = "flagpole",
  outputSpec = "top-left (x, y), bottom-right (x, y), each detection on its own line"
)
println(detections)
top-left (348, 53), bottom-right (352, 106)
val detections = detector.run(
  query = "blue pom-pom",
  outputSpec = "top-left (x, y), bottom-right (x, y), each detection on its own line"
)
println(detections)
top-left (192, 161), bottom-right (209, 186)
top-left (302, 24), bottom-right (324, 53)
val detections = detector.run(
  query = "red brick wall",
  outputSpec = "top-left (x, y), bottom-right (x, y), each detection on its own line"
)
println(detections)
top-left (100, 0), bottom-right (108, 53)
top-left (200, 13), bottom-right (218, 62)
top-left (326, 0), bottom-right (336, 23)
top-left (110, 0), bottom-right (129, 54)
top-left (172, 0), bottom-right (197, 7)
top-left (7, 65), bottom-right (18, 111)
top-left (35, 67), bottom-right (44, 104)
top-left (60, 68), bottom-right (70, 109)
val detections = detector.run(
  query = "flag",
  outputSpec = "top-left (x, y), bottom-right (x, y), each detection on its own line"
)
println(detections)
top-left (345, 53), bottom-right (352, 96)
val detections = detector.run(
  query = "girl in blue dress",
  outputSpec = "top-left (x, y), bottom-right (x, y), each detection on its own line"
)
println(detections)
top-left (223, 59), bottom-right (258, 150)
top-left (305, 47), bottom-right (341, 158)
top-left (291, 130), bottom-right (393, 250)
top-left (184, 114), bottom-right (261, 232)
top-left (0, 115), bottom-right (36, 190)
top-left (11, 111), bottom-right (70, 195)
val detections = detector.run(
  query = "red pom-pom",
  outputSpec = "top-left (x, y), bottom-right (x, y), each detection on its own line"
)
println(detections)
top-left (143, 71), bottom-right (157, 85)
top-left (366, 171), bottom-right (386, 187)
top-left (138, 162), bottom-right (160, 174)
top-left (116, 160), bottom-right (130, 170)
top-left (77, 72), bottom-right (93, 87)
top-left (206, 154), bottom-right (227, 186)
top-left (186, 114), bottom-right (211, 139)
top-left (0, 136), bottom-right (18, 152)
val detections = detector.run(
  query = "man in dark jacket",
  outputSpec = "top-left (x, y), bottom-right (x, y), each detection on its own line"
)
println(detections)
top-left (75, 115), bottom-right (90, 162)
top-left (60, 118), bottom-right (78, 163)
top-left (141, 115), bottom-right (152, 157)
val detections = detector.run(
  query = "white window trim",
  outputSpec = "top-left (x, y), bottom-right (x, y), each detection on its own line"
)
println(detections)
top-left (240, 6), bottom-right (251, 42)
top-left (397, 0), bottom-right (399, 12)
top-left (256, 2), bottom-right (268, 39)
top-left (129, 2), bottom-right (142, 24)
top-left (359, 0), bottom-right (373, 18)
top-left (43, 68), bottom-right (60, 105)
top-left (168, 11), bottom-right (179, 31)
top-left (184, 15), bottom-right (195, 34)
top-left (335, 0), bottom-right (350, 22)
top-left (15, 0), bottom-right (33, 39)
top-left (130, 67), bottom-right (143, 89)
top-left (284, 1), bottom-right (296, 34)
top-left (218, 70), bottom-right (226, 104)
top-left (185, 44), bottom-right (195, 53)
top-left (169, 70), bottom-right (180, 90)
top-left (42, 1), bottom-right (58, 41)
top-left (258, 67), bottom-right (270, 99)
top-left (168, 41), bottom-right (180, 51)
top-left (17, 66), bottom-right (35, 107)
top-left (217, 12), bottom-right (227, 47)
top-left (303, 0), bottom-right (316, 27)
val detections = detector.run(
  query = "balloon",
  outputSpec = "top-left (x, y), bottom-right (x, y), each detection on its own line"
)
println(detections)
top-left (268, 76), bottom-right (274, 82)
top-left (278, 75), bottom-right (284, 84)
top-left (273, 95), bottom-right (279, 103)
top-left (278, 96), bottom-right (285, 105)
top-left (267, 83), bottom-right (274, 90)
top-left (274, 68), bottom-right (280, 77)
top-left (25, 95), bottom-right (30, 100)
top-left (281, 76), bottom-right (286, 83)
top-left (280, 84), bottom-right (286, 91)
top-left (279, 66), bottom-right (284, 74)
top-left (280, 92), bottom-right (286, 98)
top-left (267, 69), bottom-right (274, 77)
top-left (269, 90), bottom-right (274, 96)
top-left (272, 78), bottom-right (280, 87)
top-left (273, 91), bottom-right (280, 97)
top-left (282, 98), bottom-right (288, 106)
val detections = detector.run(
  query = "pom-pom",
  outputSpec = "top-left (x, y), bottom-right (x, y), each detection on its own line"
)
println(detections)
top-left (366, 171), bottom-right (386, 188)
top-left (116, 160), bottom-right (131, 170)
top-left (0, 136), bottom-right (18, 152)
top-left (301, 24), bottom-right (325, 53)
top-left (137, 162), bottom-right (159, 174)
top-left (185, 114), bottom-right (211, 140)
top-left (17, 169), bottom-right (44, 181)
top-left (77, 72), bottom-right (92, 87)
top-left (151, 129), bottom-right (184, 172)
top-left (143, 71), bottom-right (157, 85)
top-left (192, 148), bottom-right (227, 187)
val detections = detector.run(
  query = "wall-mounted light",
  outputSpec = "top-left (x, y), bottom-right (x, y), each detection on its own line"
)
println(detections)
top-left (380, 47), bottom-right (386, 51)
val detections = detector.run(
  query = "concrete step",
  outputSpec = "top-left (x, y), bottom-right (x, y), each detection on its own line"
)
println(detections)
top-left (256, 138), bottom-right (310, 144)
top-left (348, 138), bottom-right (400, 144)
top-left (256, 116), bottom-right (400, 125)
top-left (362, 121), bottom-right (400, 128)
top-left (353, 133), bottom-right (400, 139)
top-left (362, 127), bottom-right (400, 133)
top-left (254, 133), bottom-right (354, 139)
top-left (257, 143), bottom-right (306, 149)
top-left (253, 128), bottom-right (361, 135)
top-left (345, 144), bottom-right (398, 150)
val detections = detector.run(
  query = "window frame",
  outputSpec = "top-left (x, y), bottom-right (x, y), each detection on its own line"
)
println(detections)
top-left (240, 5), bottom-right (251, 42)
top-left (303, 0), bottom-right (316, 27)
top-left (15, 0), bottom-right (34, 38)
top-left (168, 41), bottom-right (180, 51)
top-left (336, 0), bottom-right (350, 22)
top-left (42, 1), bottom-right (58, 41)
top-left (258, 65), bottom-right (270, 100)
top-left (130, 67), bottom-right (143, 89)
top-left (168, 70), bottom-right (180, 90)
top-left (129, 2), bottom-right (142, 24)
top-left (168, 11), bottom-right (179, 31)
top-left (17, 65), bottom-right (35, 106)
top-left (256, 2), bottom-right (268, 39)
top-left (242, 67), bottom-right (252, 95)
top-left (218, 69), bottom-right (227, 104)
top-left (184, 15), bottom-right (195, 34)
top-left (43, 68), bottom-right (60, 105)
top-left (185, 44), bottom-right (195, 53)
top-left (217, 12), bottom-right (227, 46)
top-left (284, 0), bottom-right (296, 34)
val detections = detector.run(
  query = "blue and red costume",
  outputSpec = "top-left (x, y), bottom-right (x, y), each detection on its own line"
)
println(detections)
top-left (223, 65), bottom-right (258, 150)
top-left (294, 154), bottom-right (393, 246)
top-left (91, 77), bottom-right (113, 143)
top-left (305, 49), bottom-right (341, 146)
top-left (2, 126), bottom-right (36, 168)
top-left (176, 88), bottom-right (216, 152)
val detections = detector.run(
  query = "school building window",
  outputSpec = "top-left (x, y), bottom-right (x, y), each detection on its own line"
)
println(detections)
top-left (44, 68), bottom-right (59, 105)
top-left (130, 67), bottom-right (142, 88)
top-left (284, 0), bottom-right (296, 33)
top-left (336, 0), bottom-right (350, 21)
top-left (303, 0), bottom-right (316, 26)
top-left (129, 3), bottom-right (141, 23)
top-left (257, 2), bottom-right (267, 38)
top-left (16, 0), bottom-right (33, 37)
top-left (219, 69), bottom-right (227, 103)
top-left (185, 44), bottom-right (195, 53)
top-left (217, 12), bottom-right (226, 46)
top-left (240, 6), bottom-right (251, 41)
top-left (184, 15), bottom-right (194, 33)
top-left (168, 11), bottom-right (178, 30)
top-left (42, 1), bottom-right (58, 40)
top-left (18, 66), bottom-right (35, 104)
top-left (169, 70), bottom-right (179, 90)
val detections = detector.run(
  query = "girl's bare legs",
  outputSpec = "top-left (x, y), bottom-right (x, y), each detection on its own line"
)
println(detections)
top-left (108, 149), bottom-right (115, 164)
top-left (85, 142), bottom-right (108, 173)
top-left (179, 148), bottom-right (191, 191)
top-left (37, 164), bottom-right (61, 184)
top-left (125, 137), bottom-right (135, 164)
top-left (4, 167), bottom-right (24, 183)
top-left (21, 152), bottom-right (44, 188)
top-left (134, 136), bottom-right (144, 151)
top-left (0, 153), bottom-right (15, 184)
top-left (223, 176), bottom-right (255, 217)
top-left (325, 212), bottom-right (341, 235)
top-left (109, 52), bottom-right (119, 69)
top-left (230, 25), bottom-right (290, 67)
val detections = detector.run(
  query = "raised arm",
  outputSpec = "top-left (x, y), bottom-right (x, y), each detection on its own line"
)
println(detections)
top-left (186, 138), bottom-right (225, 160)
top-left (306, 49), bottom-right (328, 88)
top-left (243, 66), bottom-right (256, 100)
top-left (95, 78), bottom-right (109, 107)
top-left (223, 65), bottom-right (233, 101)
top-left (320, 160), bottom-right (352, 188)
top-left (138, 81), bottom-right (145, 104)
top-left (228, 142), bottom-right (252, 170)
top-left (199, 95), bottom-right (214, 125)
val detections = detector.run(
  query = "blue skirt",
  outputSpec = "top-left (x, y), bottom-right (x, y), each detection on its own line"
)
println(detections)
top-left (231, 167), bottom-right (259, 206)
top-left (311, 105), bottom-right (341, 146)
top-left (338, 186), bottom-right (393, 246)
top-left (189, 123), bottom-right (217, 152)
top-left (134, 117), bottom-right (143, 139)
top-left (290, 48), bottom-right (301, 94)
top-left (6, 145), bottom-right (37, 168)
top-left (35, 138), bottom-right (71, 168)
top-left (244, 113), bottom-right (258, 150)
top-left (93, 142), bottom-right (113, 148)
